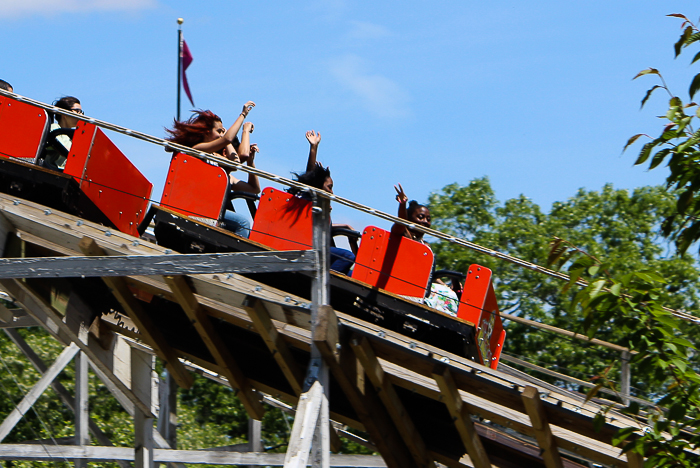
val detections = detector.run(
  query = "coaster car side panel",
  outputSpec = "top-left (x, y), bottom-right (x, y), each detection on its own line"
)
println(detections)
top-left (458, 265), bottom-right (506, 369)
top-left (0, 97), bottom-right (49, 163)
top-left (352, 225), bottom-right (433, 299)
top-left (159, 153), bottom-right (228, 224)
top-left (249, 187), bottom-right (313, 250)
top-left (64, 122), bottom-right (153, 237)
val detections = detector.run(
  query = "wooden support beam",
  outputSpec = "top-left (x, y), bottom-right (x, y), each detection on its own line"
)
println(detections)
top-left (312, 308), bottom-right (417, 468)
top-left (74, 350), bottom-right (90, 468)
top-left (132, 347), bottom-right (155, 468)
top-left (79, 237), bottom-right (193, 390)
top-left (244, 297), bottom-right (305, 396)
top-left (0, 445), bottom-right (390, 466)
top-left (164, 274), bottom-right (264, 420)
top-left (432, 364), bottom-right (491, 468)
top-left (283, 380), bottom-right (324, 468)
top-left (350, 336), bottom-right (436, 468)
top-left (521, 386), bottom-right (564, 468)
top-left (626, 450), bottom-right (644, 468)
top-left (0, 250), bottom-right (316, 278)
top-left (0, 342), bottom-right (79, 442)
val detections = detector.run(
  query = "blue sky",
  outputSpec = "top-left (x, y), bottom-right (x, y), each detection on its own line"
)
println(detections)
top-left (2, 1), bottom-right (698, 234)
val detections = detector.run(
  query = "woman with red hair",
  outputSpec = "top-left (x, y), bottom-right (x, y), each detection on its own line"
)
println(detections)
top-left (165, 101), bottom-right (260, 237)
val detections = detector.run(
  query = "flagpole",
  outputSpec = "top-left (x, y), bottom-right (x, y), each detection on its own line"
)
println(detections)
top-left (177, 18), bottom-right (183, 121)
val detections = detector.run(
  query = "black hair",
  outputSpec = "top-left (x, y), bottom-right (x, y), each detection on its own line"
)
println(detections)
top-left (291, 164), bottom-right (331, 192)
top-left (52, 96), bottom-right (81, 123)
top-left (0, 80), bottom-right (12, 92)
top-left (408, 200), bottom-right (427, 217)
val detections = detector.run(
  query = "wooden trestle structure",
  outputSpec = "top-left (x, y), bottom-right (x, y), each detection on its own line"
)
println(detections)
top-left (0, 191), bottom-right (649, 468)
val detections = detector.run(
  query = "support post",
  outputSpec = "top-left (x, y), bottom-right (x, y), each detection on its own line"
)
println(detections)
top-left (247, 418), bottom-right (262, 468)
top-left (284, 193), bottom-right (331, 468)
top-left (620, 350), bottom-right (631, 406)
top-left (132, 348), bottom-right (155, 468)
top-left (310, 193), bottom-right (331, 468)
top-left (157, 370), bottom-right (178, 467)
top-left (74, 351), bottom-right (90, 468)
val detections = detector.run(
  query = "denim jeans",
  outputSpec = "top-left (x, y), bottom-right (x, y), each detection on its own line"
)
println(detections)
top-left (220, 210), bottom-right (251, 238)
top-left (330, 247), bottom-right (355, 275)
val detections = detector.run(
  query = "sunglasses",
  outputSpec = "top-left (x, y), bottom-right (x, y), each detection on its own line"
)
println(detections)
top-left (71, 108), bottom-right (84, 115)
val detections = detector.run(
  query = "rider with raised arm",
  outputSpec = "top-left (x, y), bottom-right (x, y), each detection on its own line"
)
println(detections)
top-left (291, 130), bottom-right (357, 274)
top-left (165, 101), bottom-right (260, 237)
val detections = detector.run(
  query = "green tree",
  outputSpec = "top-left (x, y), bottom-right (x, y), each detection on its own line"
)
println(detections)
top-left (627, 14), bottom-right (700, 255)
top-left (428, 178), bottom-right (700, 396)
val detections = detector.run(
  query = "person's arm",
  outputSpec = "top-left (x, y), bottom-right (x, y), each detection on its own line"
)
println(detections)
top-left (193, 101), bottom-right (255, 154)
top-left (305, 130), bottom-right (321, 173)
top-left (229, 124), bottom-right (260, 194)
top-left (391, 183), bottom-right (410, 238)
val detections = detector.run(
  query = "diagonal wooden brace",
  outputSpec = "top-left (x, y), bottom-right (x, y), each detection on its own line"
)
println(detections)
top-left (164, 274), bottom-right (264, 420)
top-left (79, 237), bottom-right (193, 390)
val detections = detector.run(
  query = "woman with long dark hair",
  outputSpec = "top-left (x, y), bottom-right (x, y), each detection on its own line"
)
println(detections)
top-left (291, 130), bottom-right (357, 274)
top-left (165, 102), bottom-right (260, 237)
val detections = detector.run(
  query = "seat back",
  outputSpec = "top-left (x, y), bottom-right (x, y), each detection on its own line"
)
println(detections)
top-left (159, 153), bottom-right (229, 225)
top-left (0, 97), bottom-right (49, 163)
top-left (457, 265), bottom-right (506, 370)
top-left (249, 187), bottom-right (313, 250)
top-left (352, 226), bottom-right (433, 298)
top-left (64, 121), bottom-right (153, 237)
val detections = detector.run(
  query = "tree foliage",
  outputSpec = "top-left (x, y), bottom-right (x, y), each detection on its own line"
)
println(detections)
top-left (429, 178), bottom-right (700, 395)
top-left (628, 14), bottom-right (700, 255)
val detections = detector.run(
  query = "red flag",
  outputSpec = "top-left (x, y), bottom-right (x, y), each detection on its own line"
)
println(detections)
top-left (182, 39), bottom-right (194, 106)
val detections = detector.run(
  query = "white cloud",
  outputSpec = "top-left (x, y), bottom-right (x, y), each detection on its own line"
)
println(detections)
top-left (346, 21), bottom-right (392, 41)
top-left (329, 54), bottom-right (411, 119)
top-left (0, 0), bottom-right (157, 18)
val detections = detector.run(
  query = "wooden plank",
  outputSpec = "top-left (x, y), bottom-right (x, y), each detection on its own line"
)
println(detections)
top-left (244, 298), bottom-right (305, 396)
top-left (626, 451), bottom-right (644, 468)
top-left (0, 445), bottom-right (388, 465)
top-left (520, 386), bottom-right (564, 468)
top-left (132, 347), bottom-right (155, 468)
top-left (314, 331), bottom-right (417, 467)
top-left (74, 350), bottom-right (90, 468)
top-left (283, 380), bottom-right (324, 468)
top-left (432, 364), bottom-right (491, 468)
top-left (164, 274), bottom-right (264, 420)
top-left (79, 237), bottom-right (193, 390)
top-left (0, 342), bottom-right (79, 442)
top-left (0, 250), bottom-right (316, 278)
top-left (350, 336), bottom-right (436, 468)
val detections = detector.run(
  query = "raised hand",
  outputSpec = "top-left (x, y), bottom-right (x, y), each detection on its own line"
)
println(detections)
top-left (241, 101), bottom-right (255, 117)
top-left (243, 122), bottom-right (254, 133)
top-left (394, 183), bottom-right (408, 204)
top-left (305, 130), bottom-right (321, 146)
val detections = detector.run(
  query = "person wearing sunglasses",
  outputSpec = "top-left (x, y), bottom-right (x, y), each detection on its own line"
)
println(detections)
top-left (42, 96), bottom-right (83, 171)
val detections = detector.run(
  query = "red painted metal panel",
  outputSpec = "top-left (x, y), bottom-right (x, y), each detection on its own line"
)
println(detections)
top-left (65, 122), bottom-right (152, 237)
top-left (249, 187), bottom-right (313, 250)
top-left (160, 153), bottom-right (228, 223)
top-left (0, 97), bottom-right (49, 162)
top-left (63, 120), bottom-right (94, 176)
top-left (352, 226), bottom-right (433, 298)
top-left (458, 264), bottom-right (506, 369)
